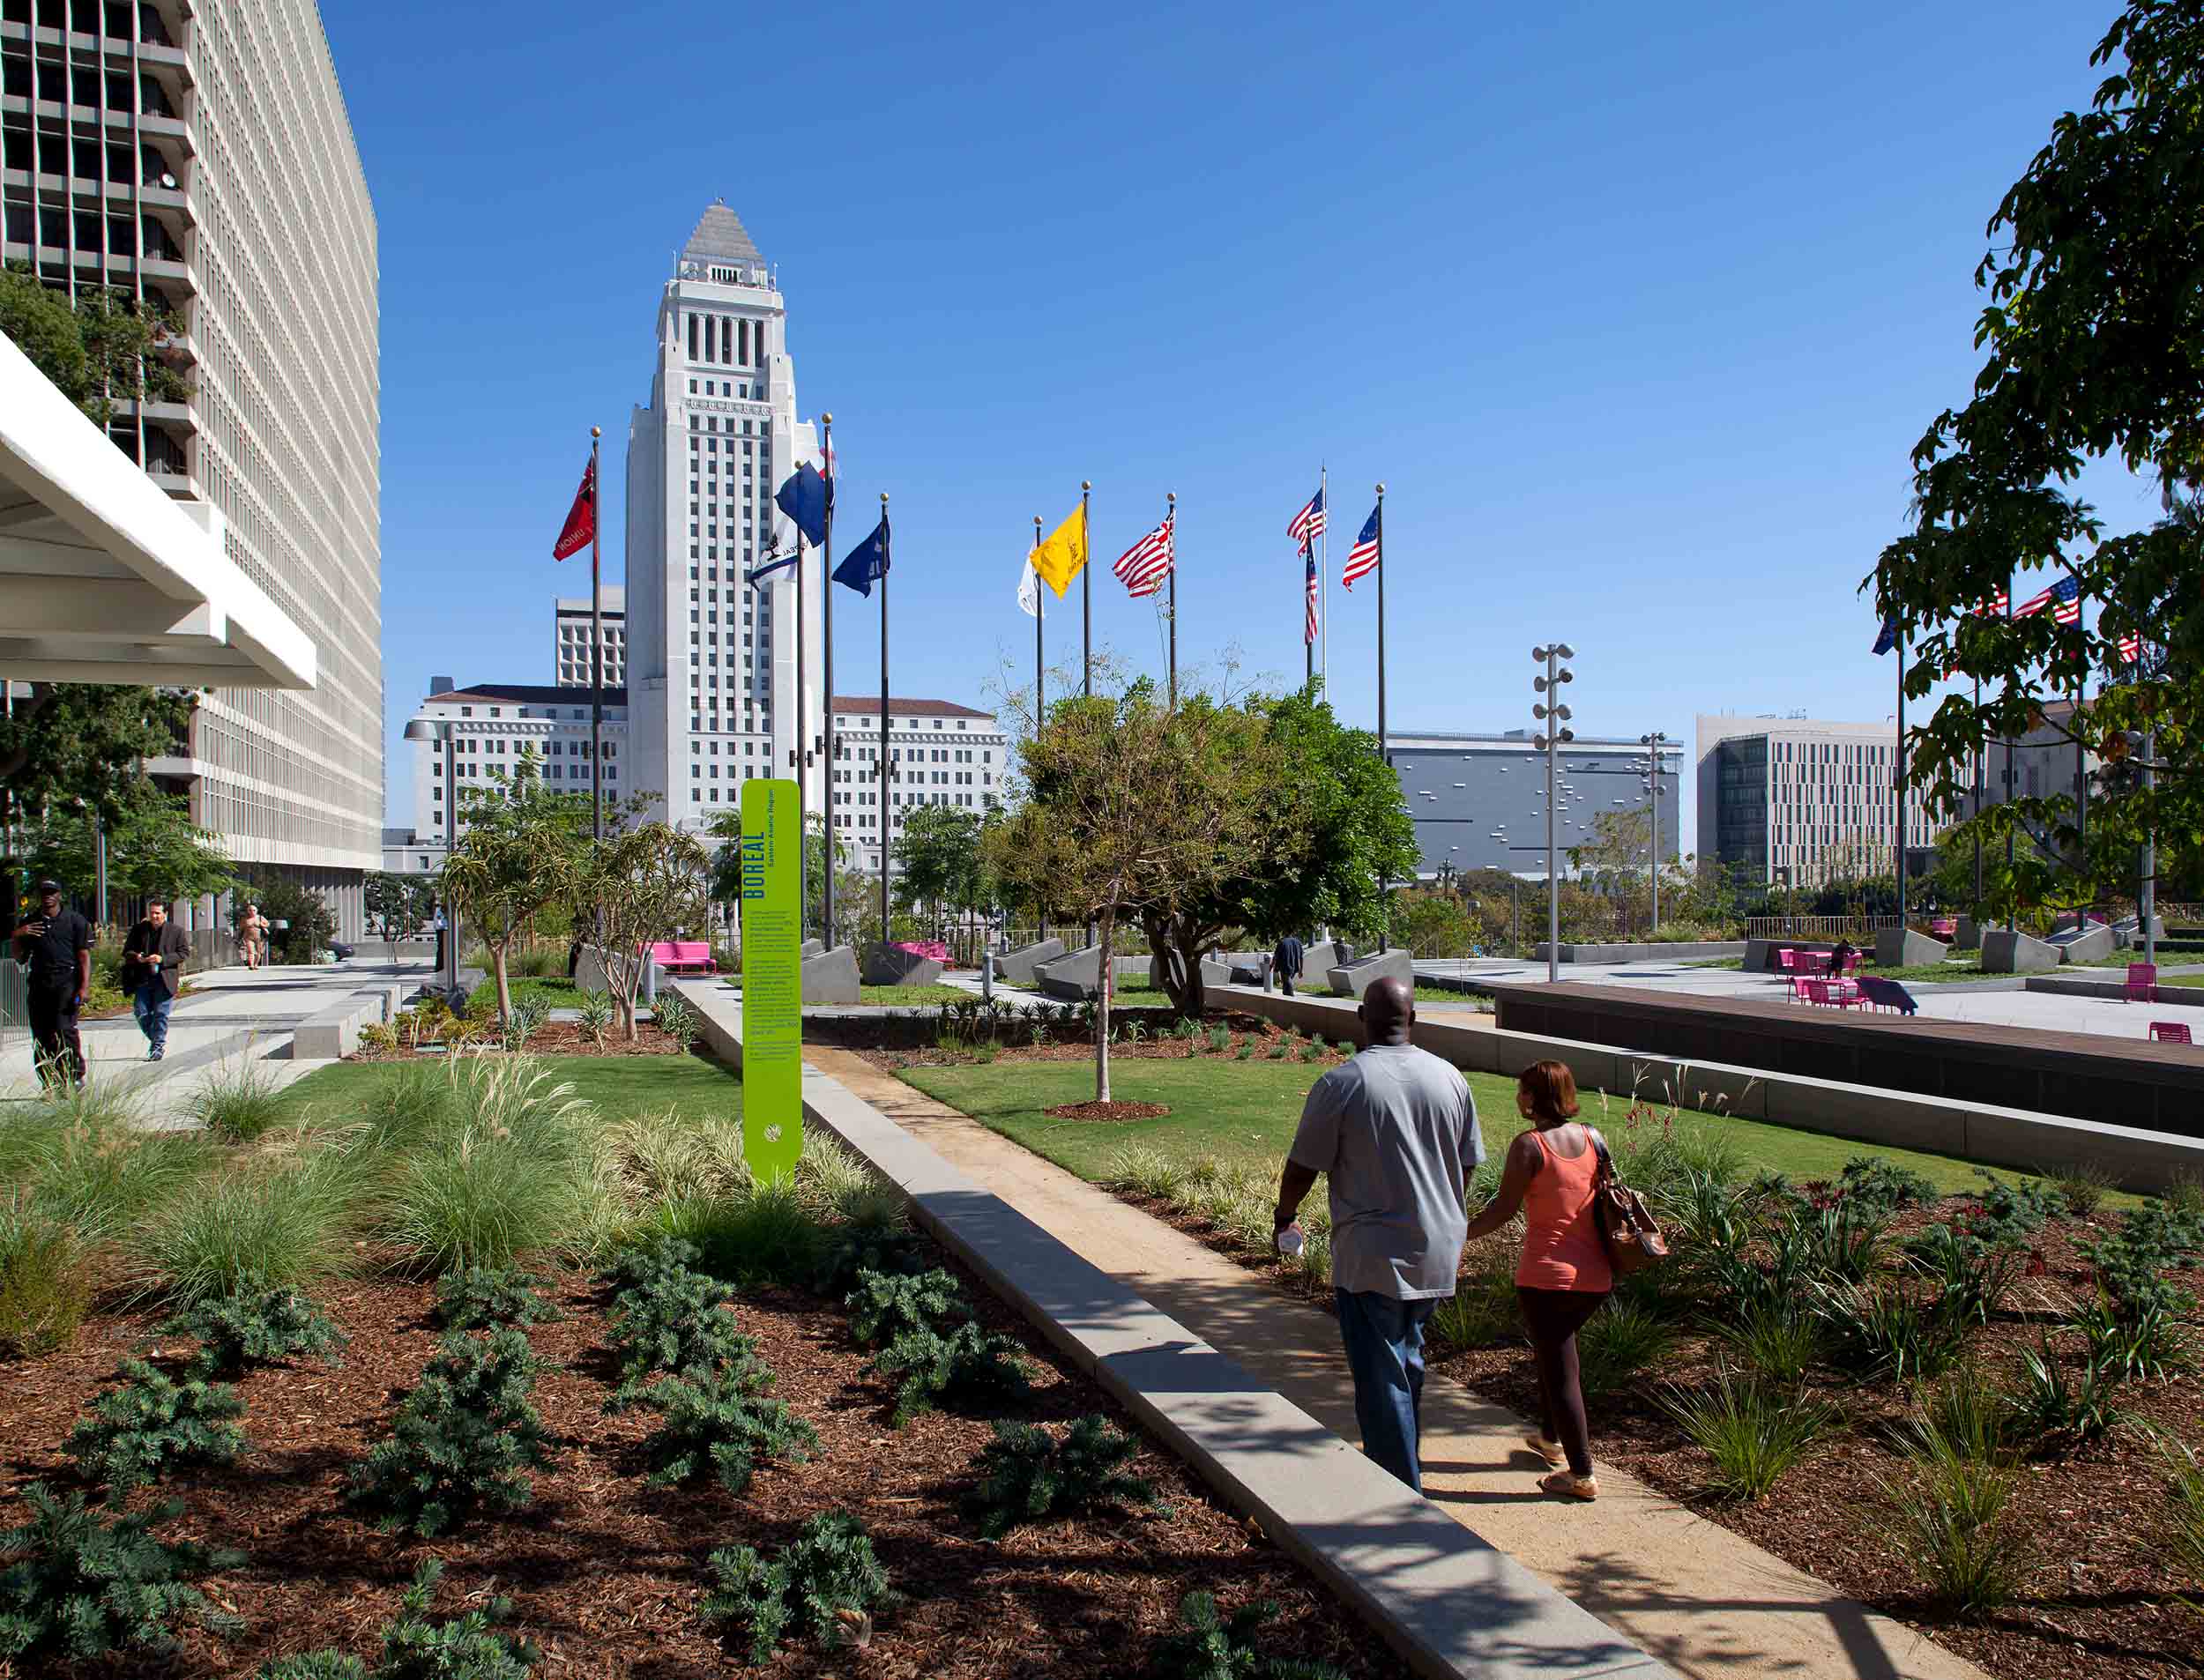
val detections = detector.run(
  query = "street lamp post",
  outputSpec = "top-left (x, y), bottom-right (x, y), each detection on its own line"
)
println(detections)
top-left (1640, 730), bottom-right (1669, 936)
top-left (402, 716), bottom-right (459, 998)
top-left (1531, 643), bottom-right (1576, 985)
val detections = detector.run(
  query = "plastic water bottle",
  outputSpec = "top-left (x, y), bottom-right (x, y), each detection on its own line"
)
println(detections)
top-left (1276, 1221), bottom-right (1306, 1258)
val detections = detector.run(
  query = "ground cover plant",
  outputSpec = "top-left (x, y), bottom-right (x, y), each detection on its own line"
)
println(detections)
top-left (0, 1052), bottom-right (1392, 1678)
top-left (902, 1046), bottom-right (2200, 1678)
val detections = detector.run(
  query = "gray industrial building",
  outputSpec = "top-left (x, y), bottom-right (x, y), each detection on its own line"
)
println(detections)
top-left (1389, 731), bottom-right (1680, 881)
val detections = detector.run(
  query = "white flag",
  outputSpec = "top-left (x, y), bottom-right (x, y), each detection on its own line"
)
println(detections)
top-left (1017, 557), bottom-right (1039, 617)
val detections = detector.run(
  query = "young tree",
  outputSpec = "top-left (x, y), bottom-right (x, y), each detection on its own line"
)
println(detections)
top-left (437, 755), bottom-right (587, 1030)
top-left (988, 685), bottom-right (1275, 1102)
top-left (580, 822), bottom-right (709, 1040)
top-left (1140, 688), bottom-right (1416, 1017)
top-left (19, 788), bottom-right (229, 908)
top-left (892, 804), bottom-right (989, 935)
top-left (365, 871), bottom-right (438, 967)
top-left (1870, 1), bottom-right (2204, 914)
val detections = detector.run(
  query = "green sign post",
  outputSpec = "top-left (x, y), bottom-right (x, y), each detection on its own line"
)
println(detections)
top-left (739, 778), bottom-right (803, 1180)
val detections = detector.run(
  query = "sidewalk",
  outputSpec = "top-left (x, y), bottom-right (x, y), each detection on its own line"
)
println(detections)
top-left (805, 1044), bottom-right (1988, 1680)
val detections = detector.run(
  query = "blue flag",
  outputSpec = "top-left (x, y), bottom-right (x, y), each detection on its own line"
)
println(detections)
top-left (833, 515), bottom-right (890, 598)
top-left (745, 550), bottom-right (799, 588)
top-left (1872, 615), bottom-right (1899, 656)
top-left (775, 463), bottom-right (828, 548)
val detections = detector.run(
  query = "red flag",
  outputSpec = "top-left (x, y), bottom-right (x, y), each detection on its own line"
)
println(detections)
top-left (552, 458), bottom-right (596, 561)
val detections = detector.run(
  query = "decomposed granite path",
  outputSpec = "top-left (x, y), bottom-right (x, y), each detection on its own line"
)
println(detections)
top-left (805, 1045), bottom-right (1991, 1680)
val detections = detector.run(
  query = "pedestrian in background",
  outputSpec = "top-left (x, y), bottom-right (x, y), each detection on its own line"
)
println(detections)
top-left (1461, 1059), bottom-right (1613, 1500)
top-left (1272, 931), bottom-right (1305, 997)
top-left (238, 901), bottom-right (270, 970)
top-left (1270, 977), bottom-right (1482, 1490)
top-left (121, 898), bottom-right (191, 1062)
top-left (12, 878), bottom-right (90, 1086)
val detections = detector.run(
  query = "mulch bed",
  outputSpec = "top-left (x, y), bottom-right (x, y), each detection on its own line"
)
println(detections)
top-left (1, 1253), bottom-right (1410, 1678)
top-left (1041, 1102), bottom-right (1173, 1122)
top-left (352, 1022), bottom-right (691, 1061)
top-left (1124, 1180), bottom-right (2204, 1680)
top-left (858, 1016), bottom-right (1351, 1074)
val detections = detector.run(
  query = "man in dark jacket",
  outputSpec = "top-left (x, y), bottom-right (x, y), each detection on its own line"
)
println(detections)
top-left (13, 878), bottom-right (91, 1085)
top-left (122, 899), bottom-right (192, 1062)
top-left (1273, 933), bottom-right (1306, 997)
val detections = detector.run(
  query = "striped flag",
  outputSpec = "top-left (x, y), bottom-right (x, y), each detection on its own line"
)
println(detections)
top-left (1112, 514), bottom-right (1174, 598)
top-left (2013, 575), bottom-right (2080, 621)
top-left (1287, 487), bottom-right (1326, 547)
top-left (1304, 546), bottom-right (1320, 644)
top-left (2118, 629), bottom-right (2141, 665)
top-left (1343, 505), bottom-right (1380, 589)
top-left (1974, 587), bottom-right (2008, 616)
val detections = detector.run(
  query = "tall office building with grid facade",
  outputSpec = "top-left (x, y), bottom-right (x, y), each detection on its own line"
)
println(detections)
top-left (626, 203), bottom-right (821, 834)
top-left (0, 0), bottom-right (380, 937)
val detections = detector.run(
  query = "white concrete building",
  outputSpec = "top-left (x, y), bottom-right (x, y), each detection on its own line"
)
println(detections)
top-left (625, 202), bottom-right (822, 838)
top-left (829, 696), bottom-right (1004, 873)
top-left (387, 679), bottom-right (629, 873)
top-left (2, 0), bottom-right (383, 939)
top-left (555, 588), bottom-right (624, 689)
top-left (1696, 714), bottom-right (1947, 887)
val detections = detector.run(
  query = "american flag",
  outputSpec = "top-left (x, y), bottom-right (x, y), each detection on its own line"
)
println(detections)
top-left (1304, 547), bottom-right (1320, 644)
top-left (1343, 505), bottom-right (1380, 589)
top-left (2014, 575), bottom-right (2080, 623)
top-left (1288, 487), bottom-right (1326, 547)
top-left (1112, 514), bottom-right (1174, 598)
top-left (1973, 586), bottom-right (2008, 616)
top-left (2118, 629), bottom-right (2141, 664)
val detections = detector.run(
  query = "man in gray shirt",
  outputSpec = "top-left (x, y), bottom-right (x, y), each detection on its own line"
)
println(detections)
top-left (1272, 977), bottom-right (1482, 1491)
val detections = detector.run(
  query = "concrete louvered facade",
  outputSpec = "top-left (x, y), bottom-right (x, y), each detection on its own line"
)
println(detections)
top-left (1, 0), bottom-right (379, 937)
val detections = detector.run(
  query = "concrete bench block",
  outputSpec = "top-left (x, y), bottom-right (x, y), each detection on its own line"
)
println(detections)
top-left (293, 984), bottom-right (399, 1060)
top-left (1981, 929), bottom-right (2059, 973)
top-left (802, 945), bottom-right (860, 1004)
top-left (1873, 928), bottom-right (1949, 969)
top-left (861, 945), bottom-right (943, 987)
top-left (995, 937), bottom-right (1066, 987)
top-left (1200, 950), bottom-right (1265, 989)
top-left (1034, 945), bottom-right (1150, 1001)
top-left (2059, 925), bottom-right (2117, 964)
top-left (799, 938), bottom-right (824, 959)
top-left (1326, 948), bottom-right (1413, 999)
top-left (1952, 916), bottom-right (1981, 951)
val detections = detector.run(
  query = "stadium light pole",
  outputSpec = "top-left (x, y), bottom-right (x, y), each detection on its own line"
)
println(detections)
top-left (1532, 643), bottom-right (1576, 985)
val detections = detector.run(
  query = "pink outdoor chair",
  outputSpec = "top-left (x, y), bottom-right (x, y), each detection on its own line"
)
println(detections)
top-left (2126, 963), bottom-right (2158, 1003)
top-left (1778, 949), bottom-right (1797, 973)
top-left (2150, 1020), bottom-right (2192, 1044)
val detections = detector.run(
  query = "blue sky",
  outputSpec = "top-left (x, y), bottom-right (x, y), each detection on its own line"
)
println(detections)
top-left (342, 0), bottom-right (2160, 848)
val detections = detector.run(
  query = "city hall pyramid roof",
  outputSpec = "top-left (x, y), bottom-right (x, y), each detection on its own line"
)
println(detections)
top-left (682, 201), bottom-right (763, 267)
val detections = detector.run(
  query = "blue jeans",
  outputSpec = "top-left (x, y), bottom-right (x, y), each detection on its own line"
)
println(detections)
top-left (1336, 1288), bottom-right (1438, 1491)
top-left (132, 983), bottom-right (175, 1055)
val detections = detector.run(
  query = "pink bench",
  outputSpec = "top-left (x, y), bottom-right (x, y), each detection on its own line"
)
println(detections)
top-left (649, 940), bottom-right (718, 975)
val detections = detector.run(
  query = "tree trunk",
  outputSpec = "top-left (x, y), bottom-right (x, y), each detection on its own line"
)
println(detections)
top-left (1095, 904), bottom-right (1113, 1104)
top-left (1143, 910), bottom-right (1210, 1021)
top-left (491, 944), bottom-right (512, 1030)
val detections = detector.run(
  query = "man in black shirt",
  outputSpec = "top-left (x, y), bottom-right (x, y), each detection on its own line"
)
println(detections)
top-left (1273, 933), bottom-right (1306, 998)
top-left (13, 878), bottom-right (91, 1086)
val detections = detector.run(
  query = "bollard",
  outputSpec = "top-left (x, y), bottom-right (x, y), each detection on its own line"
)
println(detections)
top-left (1261, 954), bottom-right (1274, 993)
top-left (981, 949), bottom-right (994, 1002)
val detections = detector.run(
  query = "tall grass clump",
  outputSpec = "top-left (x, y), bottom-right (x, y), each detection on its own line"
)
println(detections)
top-left (0, 1084), bottom-right (209, 1243)
top-left (1659, 1367), bottom-right (1835, 1501)
top-left (653, 1179), bottom-right (824, 1289)
top-left (2163, 1440), bottom-right (2204, 1597)
top-left (124, 1144), bottom-right (357, 1305)
top-left (596, 1104), bottom-right (749, 1212)
top-left (0, 1193), bottom-right (90, 1357)
top-left (379, 1057), bottom-right (604, 1274)
top-left (1715, 1305), bottom-right (1822, 1386)
top-left (349, 1059), bottom-right (458, 1156)
top-left (1878, 1425), bottom-right (2031, 1617)
top-left (180, 1053), bottom-right (290, 1145)
top-left (1578, 1301), bottom-right (1679, 1397)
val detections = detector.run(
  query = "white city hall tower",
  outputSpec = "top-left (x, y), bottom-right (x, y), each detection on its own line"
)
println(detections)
top-left (625, 203), bottom-right (822, 834)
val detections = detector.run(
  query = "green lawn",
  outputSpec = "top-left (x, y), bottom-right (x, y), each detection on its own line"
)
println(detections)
top-left (854, 985), bottom-right (976, 1006)
top-left (465, 975), bottom-right (581, 1013)
top-left (897, 1056), bottom-right (2034, 1194)
top-left (276, 1052), bottom-right (741, 1126)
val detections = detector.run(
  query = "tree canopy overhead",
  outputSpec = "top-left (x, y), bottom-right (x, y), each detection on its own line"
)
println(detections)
top-left (1870, 0), bottom-right (2204, 908)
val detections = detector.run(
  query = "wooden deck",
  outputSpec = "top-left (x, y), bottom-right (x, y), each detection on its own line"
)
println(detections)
top-left (1490, 982), bottom-right (2204, 1137)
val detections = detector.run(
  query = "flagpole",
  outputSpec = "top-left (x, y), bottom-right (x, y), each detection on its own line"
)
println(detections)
top-left (1319, 463), bottom-right (1329, 699)
top-left (820, 414), bottom-right (836, 949)
top-left (1165, 492), bottom-right (1177, 709)
top-left (588, 427), bottom-right (603, 851)
top-left (1375, 483), bottom-right (1388, 953)
top-left (793, 526), bottom-right (808, 941)
top-left (878, 492), bottom-right (891, 956)
top-left (2004, 582), bottom-right (2014, 932)
top-left (1081, 480), bottom-right (1092, 699)
top-left (1895, 621), bottom-right (1907, 923)
top-left (1972, 673), bottom-right (1983, 918)
top-left (1304, 546), bottom-right (1314, 688)
top-left (1034, 514), bottom-right (1046, 947)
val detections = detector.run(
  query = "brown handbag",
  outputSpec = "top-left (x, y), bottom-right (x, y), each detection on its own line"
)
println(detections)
top-left (1590, 1135), bottom-right (1669, 1275)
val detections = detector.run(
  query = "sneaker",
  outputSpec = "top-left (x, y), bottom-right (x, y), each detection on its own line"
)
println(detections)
top-left (1539, 1469), bottom-right (1598, 1501)
top-left (1524, 1434), bottom-right (1567, 1468)
top-left (149, 1048), bottom-right (164, 1062)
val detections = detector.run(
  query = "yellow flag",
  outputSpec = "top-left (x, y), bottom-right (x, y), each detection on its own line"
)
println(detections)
top-left (1028, 502), bottom-right (1088, 598)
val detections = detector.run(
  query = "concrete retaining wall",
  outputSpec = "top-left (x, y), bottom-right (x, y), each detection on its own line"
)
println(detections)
top-left (1532, 940), bottom-right (1746, 964)
top-left (996, 938), bottom-right (1066, 987)
top-left (292, 982), bottom-right (406, 1060)
top-left (1217, 985), bottom-right (2204, 1193)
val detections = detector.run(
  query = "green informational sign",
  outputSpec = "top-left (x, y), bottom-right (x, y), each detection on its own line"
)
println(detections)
top-left (739, 778), bottom-right (803, 1180)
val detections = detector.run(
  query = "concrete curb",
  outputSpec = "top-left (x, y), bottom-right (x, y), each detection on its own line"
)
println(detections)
top-left (2025, 975), bottom-right (2204, 1008)
top-left (1217, 985), bottom-right (2204, 1192)
top-left (674, 979), bottom-right (1673, 1680)
top-left (291, 981), bottom-right (404, 1060)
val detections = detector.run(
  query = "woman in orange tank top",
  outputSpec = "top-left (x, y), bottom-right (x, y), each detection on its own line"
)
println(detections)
top-left (1461, 1059), bottom-right (1612, 1499)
